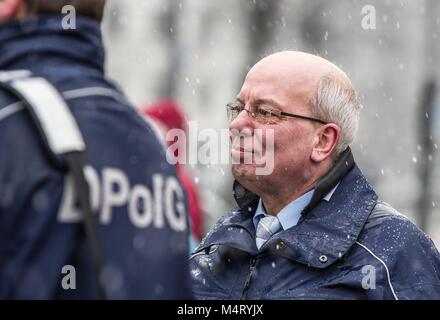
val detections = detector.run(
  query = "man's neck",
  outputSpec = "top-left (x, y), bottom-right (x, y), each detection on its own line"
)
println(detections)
top-left (259, 161), bottom-right (333, 215)
top-left (260, 181), bottom-right (315, 215)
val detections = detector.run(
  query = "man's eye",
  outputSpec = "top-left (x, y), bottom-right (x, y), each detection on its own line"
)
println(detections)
top-left (257, 108), bottom-right (271, 117)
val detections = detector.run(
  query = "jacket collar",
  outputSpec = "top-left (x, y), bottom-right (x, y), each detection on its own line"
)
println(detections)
top-left (0, 15), bottom-right (104, 74)
top-left (196, 149), bottom-right (378, 269)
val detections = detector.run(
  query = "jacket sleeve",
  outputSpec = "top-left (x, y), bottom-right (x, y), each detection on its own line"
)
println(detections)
top-left (384, 216), bottom-right (440, 300)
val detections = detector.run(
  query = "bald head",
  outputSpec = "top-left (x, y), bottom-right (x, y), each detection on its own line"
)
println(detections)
top-left (256, 51), bottom-right (350, 77)
top-left (244, 51), bottom-right (353, 109)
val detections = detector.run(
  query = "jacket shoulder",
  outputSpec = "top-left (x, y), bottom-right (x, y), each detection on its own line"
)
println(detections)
top-left (357, 201), bottom-right (440, 299)
top-left (361, 201), bottom-right (436, 250)
top-left (360, 201), bottom-right (439, 260)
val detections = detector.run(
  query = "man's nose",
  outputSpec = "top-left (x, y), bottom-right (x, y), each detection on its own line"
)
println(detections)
top-left (229, 108), bottom-right (254, 132)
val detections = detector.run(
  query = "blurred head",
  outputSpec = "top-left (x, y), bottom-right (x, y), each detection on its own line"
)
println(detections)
top-left (143, 99), bottom-right (187, 134)
top-left (229, 51), bottom-right (360, 197)
top-left (143, 99), bottom-right (188, 163)
top-left (0, 0), bottom-right (106, 21)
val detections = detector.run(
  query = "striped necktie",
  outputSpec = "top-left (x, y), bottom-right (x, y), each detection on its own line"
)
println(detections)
top-left (255, 215), bottom-right (282, 250)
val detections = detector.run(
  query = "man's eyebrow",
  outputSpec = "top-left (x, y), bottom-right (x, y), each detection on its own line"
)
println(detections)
top-left (234, 97), bottom-right (283, 110)
top-left (253, 98), bottom-right (283, 110)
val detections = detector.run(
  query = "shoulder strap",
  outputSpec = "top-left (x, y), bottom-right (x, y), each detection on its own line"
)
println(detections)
top-left (0, 70), bottom-right (107, 299)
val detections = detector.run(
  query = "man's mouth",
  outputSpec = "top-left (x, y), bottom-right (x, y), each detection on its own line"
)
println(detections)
top-left (240, 146), bottom-right (254, 153)
top-left (231, 146), bottom-right (256, 165)
top-left (231, 146), bottom-right (254, 154)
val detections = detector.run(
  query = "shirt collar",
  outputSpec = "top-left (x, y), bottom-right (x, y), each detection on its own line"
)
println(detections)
top-left (253, 189), bottom-right (315, 231)
top-left (252, 183), bottom-right (340, 231)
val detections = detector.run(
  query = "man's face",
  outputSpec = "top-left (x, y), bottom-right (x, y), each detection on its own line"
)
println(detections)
top-left (229, 55), bottom-right (323, 194)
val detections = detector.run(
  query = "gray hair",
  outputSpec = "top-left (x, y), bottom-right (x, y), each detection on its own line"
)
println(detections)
top-left (310, 72), bottom-right (360, 155)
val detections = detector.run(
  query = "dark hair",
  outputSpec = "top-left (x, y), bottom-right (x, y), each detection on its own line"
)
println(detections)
top-left (24, 0), bottom-right (106, 21)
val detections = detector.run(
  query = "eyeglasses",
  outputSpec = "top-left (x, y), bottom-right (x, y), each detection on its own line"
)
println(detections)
top-left (226, 102), bottom-right (327, 125)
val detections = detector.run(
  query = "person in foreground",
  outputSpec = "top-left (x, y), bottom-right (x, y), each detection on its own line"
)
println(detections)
top-left (0, 0), bottom-right (191, 299)
top-left (190, 51), bottom-right (440, 300)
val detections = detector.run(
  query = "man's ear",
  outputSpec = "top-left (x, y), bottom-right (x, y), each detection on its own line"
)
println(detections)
top-left (310, 123), bottom-right (340, 163)
top-left (0, 0), bottom-right (25, 20)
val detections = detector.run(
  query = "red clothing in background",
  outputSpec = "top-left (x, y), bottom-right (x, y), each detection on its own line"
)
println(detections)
top-left (142, 100), bottom-right (203, 240)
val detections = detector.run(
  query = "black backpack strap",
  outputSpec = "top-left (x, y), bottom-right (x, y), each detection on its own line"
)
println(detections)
top-left (0, 70), bottom-right (107, 299)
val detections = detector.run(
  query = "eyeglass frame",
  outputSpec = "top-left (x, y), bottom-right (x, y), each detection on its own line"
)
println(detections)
top-left (226, 101), bottom-right (327, 125)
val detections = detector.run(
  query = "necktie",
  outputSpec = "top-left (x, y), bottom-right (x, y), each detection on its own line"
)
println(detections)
top-left (255, 215), bottom-right (282, 250)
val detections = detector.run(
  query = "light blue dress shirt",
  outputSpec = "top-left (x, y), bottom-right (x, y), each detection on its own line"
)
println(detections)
top-left (252, 183), bottom-right (340, 232)
top-left (253, 189), bottom-right (315, 232)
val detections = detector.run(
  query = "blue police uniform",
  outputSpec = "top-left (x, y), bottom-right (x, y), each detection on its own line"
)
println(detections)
top-left (0, 15), bottom-right (192, 299)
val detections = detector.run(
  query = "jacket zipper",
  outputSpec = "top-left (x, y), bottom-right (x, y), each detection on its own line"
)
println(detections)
top-left (241, 257), bottom-right (257, 300)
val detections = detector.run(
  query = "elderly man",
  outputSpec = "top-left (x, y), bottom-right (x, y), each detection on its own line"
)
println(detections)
top-left (190, 51), bottom-right (440, 300)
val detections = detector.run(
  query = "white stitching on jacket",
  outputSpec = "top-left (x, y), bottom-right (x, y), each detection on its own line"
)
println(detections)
top-left (355, 241), bottom-right (399, 300)
top-left (1, 86), bottom-right (127, 123)
top-left (62, 87), bottom-right (128, 104)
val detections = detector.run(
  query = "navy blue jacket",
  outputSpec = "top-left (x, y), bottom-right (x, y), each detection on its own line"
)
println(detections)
top-left (0, 15), bottom-right (191, 299)
top-left (190, 151), bottom-right (440, 299)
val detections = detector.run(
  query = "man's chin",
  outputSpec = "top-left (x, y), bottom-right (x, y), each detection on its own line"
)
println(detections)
top-left (231, 163), bottom-right (256, 178)
top-left (232, 164), bottom-right (271, 197)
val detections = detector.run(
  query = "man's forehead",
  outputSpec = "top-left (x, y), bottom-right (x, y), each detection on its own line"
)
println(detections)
top-left (237, 80), bottom-right (285, 104)
top-left (237, 69), bottom-right (314, 109)
top-left (237, 51), bottom-right (348, 106)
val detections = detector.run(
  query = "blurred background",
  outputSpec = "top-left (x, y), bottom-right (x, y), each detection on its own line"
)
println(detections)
top-left (100, 0), bottom-right (440, 247)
